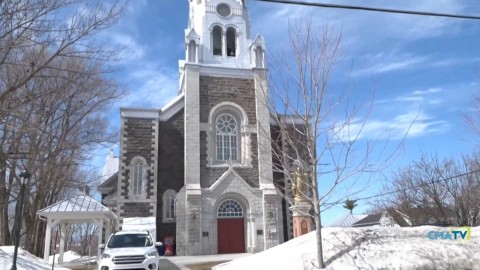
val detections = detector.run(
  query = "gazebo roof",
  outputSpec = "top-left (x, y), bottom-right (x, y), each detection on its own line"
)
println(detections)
top-left (37, 192), bottom-right (117, 221)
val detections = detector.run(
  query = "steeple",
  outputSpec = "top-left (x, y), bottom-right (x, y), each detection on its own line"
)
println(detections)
top-left (183, 0), bottom-right (264, 70)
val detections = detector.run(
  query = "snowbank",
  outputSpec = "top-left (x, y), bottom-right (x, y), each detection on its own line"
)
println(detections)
top-left (214, 226), bottom-right (480, 270)
top-left (48, 250), bottom-right (96, 264)
top-left (122, 217), bottom-right (157, 241)
top-left (0, 246), bottom-right (70, 270)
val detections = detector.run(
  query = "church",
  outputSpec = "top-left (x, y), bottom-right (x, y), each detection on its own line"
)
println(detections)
top-left (99, 0), bottom-right (296, 255)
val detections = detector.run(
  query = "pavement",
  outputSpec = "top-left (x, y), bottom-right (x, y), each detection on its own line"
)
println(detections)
top-left (59, 253), bottom-right (250, 270)
top-left (162, 253), bottom-right (250, 270)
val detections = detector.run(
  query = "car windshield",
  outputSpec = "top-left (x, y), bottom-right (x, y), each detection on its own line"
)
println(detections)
top-left (107, 234), bottom-right (153, 248)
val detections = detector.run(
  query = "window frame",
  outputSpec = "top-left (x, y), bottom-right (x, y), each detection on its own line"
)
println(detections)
top-left (163, 189), bottom-right (177, 223)
top-left (226, 27), bottom-right (236, 57)
top-left (207, 102), bottom-right (251, 167)
top-left (129, 156), bottom-right (147, 198)
top-left (212, 26), bottom-right (223, 56)
top-left (215, 113), bottom-right (239, 162)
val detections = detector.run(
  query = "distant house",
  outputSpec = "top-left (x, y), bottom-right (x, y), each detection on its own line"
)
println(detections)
top-left (352, 209), bottom-right (412, 227)
top-left (402, 207), bottom-right (456, 227)
top-left (327, 214), bottom-right (368, 227)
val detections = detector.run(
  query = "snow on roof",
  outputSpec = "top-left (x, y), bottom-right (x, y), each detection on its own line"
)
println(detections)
top-left (214, 226), bottom-right (480, 270)
top-left (327, 214), bottom-right (368, 227)
top-left (102, 148), bottom-right (119, 183)
top-left (38, 193), bottom-right (112, 214)
top-left (122, 217), bottom-right (157, 241)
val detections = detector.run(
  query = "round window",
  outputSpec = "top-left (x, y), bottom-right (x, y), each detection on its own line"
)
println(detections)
top-left (217, 4), bottom-right (231, 17)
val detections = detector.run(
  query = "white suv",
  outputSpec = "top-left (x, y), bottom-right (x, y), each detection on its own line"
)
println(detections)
top-left (98, 230), bottom-right (161, 270)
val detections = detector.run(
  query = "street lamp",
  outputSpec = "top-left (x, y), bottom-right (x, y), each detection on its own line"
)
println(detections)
top-left (11, 170), bottom-right (31, 270)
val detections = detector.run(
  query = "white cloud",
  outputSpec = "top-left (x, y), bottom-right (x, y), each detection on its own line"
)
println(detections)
top-left (351, 52), bottom-right (427, 77)
top-left (430, 57), bottom-right (480, 68)
top-left (111, 33), bottom-right (145, 62)
top-left (118, 64), bottom-right (178, 108)
top-left (334, 110), bottom-right (450, 141)
top-left (412, 88), bottom-right (442, 95)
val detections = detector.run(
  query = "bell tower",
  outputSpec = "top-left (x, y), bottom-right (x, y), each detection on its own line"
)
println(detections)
top-left (184, 0), bottom-right (262, 69)
top-left (177, 0), bottom-right (283, 256)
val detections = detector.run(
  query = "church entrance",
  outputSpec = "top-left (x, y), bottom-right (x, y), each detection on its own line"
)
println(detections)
top-left (217, 199), bottom-right (245, 254)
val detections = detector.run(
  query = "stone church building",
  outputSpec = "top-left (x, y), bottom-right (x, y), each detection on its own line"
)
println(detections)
top-left (99, 0), bottom-right (295, 255)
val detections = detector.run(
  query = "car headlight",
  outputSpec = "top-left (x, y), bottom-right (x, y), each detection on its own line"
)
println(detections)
top-left (146, 250), bottom-right (158, 257)
top-left (101, 253), bottom-right (111, 259)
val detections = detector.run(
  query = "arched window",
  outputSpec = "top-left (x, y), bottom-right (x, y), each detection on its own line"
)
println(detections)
top-left (163, 189), bottom-right (177, 222)
top-left (212, 26), bottom-right (223, 56)
top-left (255, 46), bottom-right (264, 68)
top-left (132, 160), bottom-right (143, 195)
top-left (226, 27), bottom-right (236, 57)
top-left (216, 114), bottom-right (238, 161)
top-left (217, 199), bottom-right (244, 218)
top-left (188, 40), bottom-right (196, 62)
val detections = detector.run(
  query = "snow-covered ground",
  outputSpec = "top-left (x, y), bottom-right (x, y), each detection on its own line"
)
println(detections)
top-left (214, 226), bottom-right (480, 270)
top-left (49, 250), bottom-right (96, 265)
top-left (0, 246), bottom-right (70, 270)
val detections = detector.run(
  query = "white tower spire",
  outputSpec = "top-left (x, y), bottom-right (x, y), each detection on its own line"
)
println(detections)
top-left (183, 0), bottom-right (263, 70)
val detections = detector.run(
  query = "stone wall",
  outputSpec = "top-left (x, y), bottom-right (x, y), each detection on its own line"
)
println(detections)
top-left (121, 202), bottom-right (152, 217)
top-left (157, 110), bottom-right (185, 243)
top-left (118, 116), bottom-right (158, 221)
top-left (121, 118), bottom-right (156, 200)
top-left (199, 76), bottom-right (257, 123)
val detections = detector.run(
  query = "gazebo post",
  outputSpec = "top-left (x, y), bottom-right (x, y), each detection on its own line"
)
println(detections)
top-left (96, 219), bottom-right (104, 259)
top-left (43, 219), bottom-right (52, 261)
top-left (58, 222), bottom-right (67, 264)
top-left (105, 218), bottom-right (111, 244)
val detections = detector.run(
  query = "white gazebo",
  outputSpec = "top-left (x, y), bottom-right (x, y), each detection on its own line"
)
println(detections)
top-left (37, 192), bottom-right (118, 264)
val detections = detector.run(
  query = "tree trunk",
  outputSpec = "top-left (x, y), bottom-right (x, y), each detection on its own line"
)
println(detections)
top-left (0, 154), bottom-right (10, 246)
top-left (314, 201), bottom-right (325, 268)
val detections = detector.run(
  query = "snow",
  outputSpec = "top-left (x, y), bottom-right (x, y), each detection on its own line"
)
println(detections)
top-left (48, 250), bottom-right (96, 264)
top-left (102, 148), bottom-right (119, 183)
top-left (122, 217), bottom-right (157, 242)
top-left (0, 246), bottom-right (70, 270)
top-left (214, 226), bottom-right (480, 270)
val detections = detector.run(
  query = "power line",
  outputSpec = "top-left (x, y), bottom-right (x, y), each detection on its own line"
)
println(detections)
top-left (324, 168), bottom-right (480, 206)
top-left (257, 0), bottom-right (480, 20)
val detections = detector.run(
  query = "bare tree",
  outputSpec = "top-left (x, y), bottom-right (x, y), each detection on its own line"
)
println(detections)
top-left (464, 92), bottom-right (480, 145)
top-left (0, 0), bottom-right (123, 257)
top-left (380, 153), bottom-right (480, 227)
top-left (260, 18), bottom-right (401, 269)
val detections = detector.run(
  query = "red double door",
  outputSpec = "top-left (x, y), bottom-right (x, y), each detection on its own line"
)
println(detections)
top-left (217, 218), bottom-right (245, 254)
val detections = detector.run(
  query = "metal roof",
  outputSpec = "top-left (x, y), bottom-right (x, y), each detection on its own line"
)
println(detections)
top-left (37, 192), bottom-right (117, 220)
top-left (327, 214), bottom-right (368, 227)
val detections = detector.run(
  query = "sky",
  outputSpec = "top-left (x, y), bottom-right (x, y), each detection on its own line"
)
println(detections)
top-left (90, 0), bottom-right (480, 225)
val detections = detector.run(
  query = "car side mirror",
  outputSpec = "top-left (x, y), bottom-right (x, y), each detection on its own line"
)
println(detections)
top-left (99, 244), bottom-right (105, 250)
top-left (155, 242), bottom-right (163, 247)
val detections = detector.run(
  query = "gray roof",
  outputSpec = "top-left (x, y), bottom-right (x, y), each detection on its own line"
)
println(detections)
top-left (327, 214), bottom-right (368, 227)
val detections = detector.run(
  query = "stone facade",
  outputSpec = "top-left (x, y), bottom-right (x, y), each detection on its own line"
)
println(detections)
top-left (116, 115), bottom-right (158, 228)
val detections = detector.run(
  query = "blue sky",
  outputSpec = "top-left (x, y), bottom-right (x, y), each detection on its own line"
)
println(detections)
top-left (91, 0), bottom-right (480, 225)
